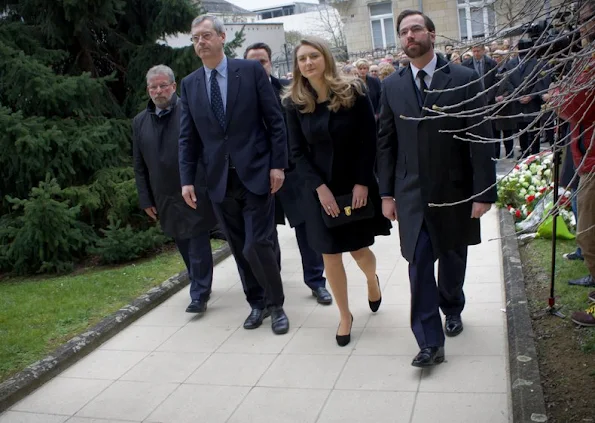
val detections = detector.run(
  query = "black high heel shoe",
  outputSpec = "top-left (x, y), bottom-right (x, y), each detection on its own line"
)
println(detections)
top-left (336, 314), bottom-right (353, 347)
top-left (368, 275), bottom-right (382, 313)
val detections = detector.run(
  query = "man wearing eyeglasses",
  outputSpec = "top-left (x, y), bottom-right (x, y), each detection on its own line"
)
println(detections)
top-left (133, 65), bottom-right (217, 315)
top-left (179, 15), bottom-right (290, 335)
top-left (377, 9), bottom-right (496, 367)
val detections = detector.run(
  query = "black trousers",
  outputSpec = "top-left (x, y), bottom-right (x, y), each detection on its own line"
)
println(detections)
top-left (175, 233), bottom-right (213, 302)
top-left (213, 169), bottom-right (284, 309)
top-left (408, 223), bottom-right (468, 349)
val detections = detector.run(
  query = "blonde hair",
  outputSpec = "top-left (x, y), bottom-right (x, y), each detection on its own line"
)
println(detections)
top-left (378, 63), bottom-right (396, 81)
top-left (282, 37), bottom-right (364, 114)
top-left (353, 58), bottom-right (370, 69)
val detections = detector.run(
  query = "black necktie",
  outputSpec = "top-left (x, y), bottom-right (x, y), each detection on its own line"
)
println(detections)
top-left (417, 69), bottom-right (428, 105)
top-left (476, 60), bottom-right (483, 76)
top-left (210, 69), bottom-right (226, 129)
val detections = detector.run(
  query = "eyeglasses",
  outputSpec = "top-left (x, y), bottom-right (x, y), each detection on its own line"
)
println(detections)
top-left (147, 83), bottom-right (173, 92)
top-left (399, 25), bottom-right (427, 38)
top-left (190, 32), bottom-right (215, 44)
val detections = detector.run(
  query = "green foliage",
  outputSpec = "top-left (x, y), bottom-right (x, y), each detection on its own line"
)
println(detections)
top-left (90, 221), bottom-right (169, 264)
top-left (0, 0), bottom-right (241, 275)
top-left (0, 178), bottom-right (95, 274)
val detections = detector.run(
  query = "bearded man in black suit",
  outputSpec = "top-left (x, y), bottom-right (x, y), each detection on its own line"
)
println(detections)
top-left (377, 10), bottom-right (496, 367)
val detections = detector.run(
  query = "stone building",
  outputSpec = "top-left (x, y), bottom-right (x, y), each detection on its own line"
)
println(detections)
top-left (322, 0), bottom-right (565, 54)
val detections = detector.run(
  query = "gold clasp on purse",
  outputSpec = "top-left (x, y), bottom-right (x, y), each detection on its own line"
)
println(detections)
top-left (344, 206), bottom-right (352, 216)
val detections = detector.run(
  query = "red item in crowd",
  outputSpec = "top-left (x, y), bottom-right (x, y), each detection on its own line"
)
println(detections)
top-left (552, 57), bottom-right (595, 175)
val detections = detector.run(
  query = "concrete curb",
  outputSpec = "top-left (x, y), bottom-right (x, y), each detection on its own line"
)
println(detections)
top-left (499, 209), bottom-right (549, 423)
top-left (0, 242), bottom-right (231, 413)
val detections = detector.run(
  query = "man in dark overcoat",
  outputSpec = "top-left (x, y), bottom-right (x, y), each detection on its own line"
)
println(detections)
top-left (133, 65), bottom-right (217, 315)
top-left (377, 10), bottom-right (497, 367)
top-left (462, 44), bottom-right (499, 157)
top-left (243, 42), bottom-right (332, 306)
top-left (502, 39), bottom-right (551, 157)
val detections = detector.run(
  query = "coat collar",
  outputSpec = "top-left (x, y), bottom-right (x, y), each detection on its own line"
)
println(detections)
top-left (146, 93), bottom-right (179, 116)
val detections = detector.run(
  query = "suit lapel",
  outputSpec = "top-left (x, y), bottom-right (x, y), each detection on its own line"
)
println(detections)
top-left (400, 67), bottom-right (421, 118)
top-left (196, 68), bottom-right (219, 128)
top-left (225, 59), bottom-right (240, 130)
top-left (424, 56), bottom-right (452, 116)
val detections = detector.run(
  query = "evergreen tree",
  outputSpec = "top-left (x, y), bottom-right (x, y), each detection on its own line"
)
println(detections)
top-left (0, 1), bottom-right (244, 274)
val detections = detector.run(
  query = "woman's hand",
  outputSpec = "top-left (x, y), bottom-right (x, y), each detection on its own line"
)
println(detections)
top-left (317, 184), bottom-right (340, 217)
top-left (352, 184), bottom-right (368, 209)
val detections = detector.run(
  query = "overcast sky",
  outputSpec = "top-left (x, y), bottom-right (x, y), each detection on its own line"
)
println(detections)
top-left (227, 0), bottom-right (319, 11)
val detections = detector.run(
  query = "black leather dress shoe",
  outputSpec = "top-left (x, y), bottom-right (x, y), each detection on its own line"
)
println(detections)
top-left (186, 299), bottom-right (207, 314)
top-left (270, 306), bottom-right (290, 335)
top-left (411, 346), bottom-right (445, 368)
top-left (312, 287), bottom-right (333, 305)
top-left (368, 275), bottom-right (382, 313)
top-left (445, 315), bottom-right (464, 337)
top-left (568, 275), bottom-right (595, 287)
top-left (243, 308), bottom-right (271, 329)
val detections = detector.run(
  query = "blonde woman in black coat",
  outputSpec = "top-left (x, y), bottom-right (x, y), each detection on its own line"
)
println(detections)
top-left (283, 37), bottom-right (391, 347)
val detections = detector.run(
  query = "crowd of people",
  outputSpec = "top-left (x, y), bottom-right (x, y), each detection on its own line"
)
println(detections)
top-left (132, 3), bottom-right (595, 373)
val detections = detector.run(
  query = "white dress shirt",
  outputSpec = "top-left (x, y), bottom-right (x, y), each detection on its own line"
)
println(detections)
top-left (410, 53), bottom-right (438, 90)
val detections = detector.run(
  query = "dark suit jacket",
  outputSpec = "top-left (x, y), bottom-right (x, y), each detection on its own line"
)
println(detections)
top-left (270, 76), bottom-right (305, 226)
top-left (133, 95), bottom-right (216, 239)
top-left (178, 58), bottom-right (288, 203)
top-left (365, 75), bottom-right (382, 114)
top-left (493, 64), bottom-right (519, 132)
top-left (502, 56), bottom-right (550, 124)
top-left (377, 54), bottom-right (497, 262)
top-left (462, 56), bottom-right (498, 104)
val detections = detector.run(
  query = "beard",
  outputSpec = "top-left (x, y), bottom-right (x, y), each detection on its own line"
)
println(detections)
top-left (403, 37), bottom-right (432, 59)
top-left (152, 95), bottom-right (172, 108)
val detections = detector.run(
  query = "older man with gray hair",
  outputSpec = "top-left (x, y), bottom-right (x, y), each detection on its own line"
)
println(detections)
top-left (133, 64), bottom-right (217, 315)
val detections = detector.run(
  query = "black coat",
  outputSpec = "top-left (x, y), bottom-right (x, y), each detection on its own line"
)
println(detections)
top-left (377, 55), bottom-right (497, 262)
top-left (286, 90), bottom-right (391, 254)
top-left (502, 57), bottom-right (550, 125)
top-left (365, 75), bottom-right (382, 114)
top-left (462, 56), bottom-right (498, 104)
top-left (132, 95), bottom-right (216, 239)
top-left (492, 64), bottom-right (520, 132)
top-left (271, 76), bottom-right (305, 227)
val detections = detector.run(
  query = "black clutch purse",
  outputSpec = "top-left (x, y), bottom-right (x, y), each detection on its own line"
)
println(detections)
top-left (320, 194), bottom-right (374, 228)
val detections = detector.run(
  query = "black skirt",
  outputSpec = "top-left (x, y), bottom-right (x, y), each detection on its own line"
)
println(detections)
top-left (302, 182), bottom-right (391, 255)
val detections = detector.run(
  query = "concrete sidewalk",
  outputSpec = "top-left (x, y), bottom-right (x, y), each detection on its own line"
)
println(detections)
top-left (0, 209), bottom-right (509, 423)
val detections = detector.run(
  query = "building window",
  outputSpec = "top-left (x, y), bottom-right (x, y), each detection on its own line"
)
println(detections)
top-left (457, 0), bottom-right (496, 40)
top-left (369, 2), bottom-right (396, 49)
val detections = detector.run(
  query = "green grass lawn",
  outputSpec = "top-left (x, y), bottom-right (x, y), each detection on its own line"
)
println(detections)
top-left (522, 238), bottom-right (595, 352)
top-left (0, 240), bottom-right (224, 383)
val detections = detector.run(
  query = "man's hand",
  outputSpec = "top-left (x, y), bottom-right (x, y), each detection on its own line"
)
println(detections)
top-left (352, 184), bottom-right (368, 209)
top-left (519, 95), bottom-right (532, 104)
top-left (471, 202), bottom-right (492, 219)
top-left (382, 197), bottom-right (397, 221)
top-left (144, 206), bottom-right (157, 220)
top-left (317, 184), bottom-right (340, 218)
top-left (495, 95), bottom-right (504, 103)
top-left (270, 169), bottom-right (285, 194)
top-left (182, 185), bottom-right (197, 209)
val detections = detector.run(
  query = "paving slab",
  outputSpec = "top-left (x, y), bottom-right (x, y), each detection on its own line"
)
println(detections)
top-left (1, 209), bottom-right (510, 422)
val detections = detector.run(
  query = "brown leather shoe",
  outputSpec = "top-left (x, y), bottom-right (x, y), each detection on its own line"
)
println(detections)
top-left (571, 305), bottom-right (595, 327)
